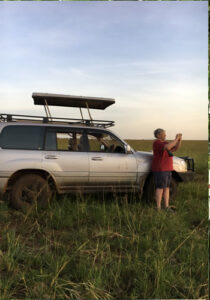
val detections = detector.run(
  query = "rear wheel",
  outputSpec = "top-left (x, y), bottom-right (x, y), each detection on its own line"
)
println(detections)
top-left (10, 174), bottom-right (52, 210)
top-left (144, 174), bottom-right (178, 203)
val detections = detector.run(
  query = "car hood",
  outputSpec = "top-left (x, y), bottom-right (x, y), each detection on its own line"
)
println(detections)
top-left (135, 151), bottom-right (187, 172)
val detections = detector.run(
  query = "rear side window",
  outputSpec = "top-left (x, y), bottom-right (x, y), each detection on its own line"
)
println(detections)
top-left (45, 128), bottom-right (86, 151)
top-left (0, 125), bottom-right (45, 150)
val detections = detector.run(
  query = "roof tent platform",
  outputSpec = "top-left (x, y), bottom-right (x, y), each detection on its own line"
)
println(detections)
top-left (0, 93), bottom-right (116, 128)
top-left (32, 93), bottom-right (115, 110)
top-left (32, 92), bottom-right (115, 128)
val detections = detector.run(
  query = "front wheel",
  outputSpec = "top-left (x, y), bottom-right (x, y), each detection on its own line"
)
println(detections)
top-left (143, 174), bottom-right (178, 203)
top-left (10, 174), bottom-right (52, 210)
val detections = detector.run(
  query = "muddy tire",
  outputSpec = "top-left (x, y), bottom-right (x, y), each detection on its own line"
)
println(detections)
top-left (10, 174), bottom-right (52, 210)
top-left (144, 174), bottom-right (178, 203)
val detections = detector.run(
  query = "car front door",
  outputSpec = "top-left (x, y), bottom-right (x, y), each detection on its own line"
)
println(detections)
top-left (86, 129), bottom-right (137, 191)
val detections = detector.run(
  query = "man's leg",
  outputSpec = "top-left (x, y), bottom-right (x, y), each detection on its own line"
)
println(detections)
top-left (155, 188), bottom-right (163, 209)
top-left (163, 187), bottom-right (170, 208)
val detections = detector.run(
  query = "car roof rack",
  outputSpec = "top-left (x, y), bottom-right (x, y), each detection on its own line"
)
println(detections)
top-left (0, 113), bottom-right (115, 128)
top-left (0, 92), bottom-right (116, 128)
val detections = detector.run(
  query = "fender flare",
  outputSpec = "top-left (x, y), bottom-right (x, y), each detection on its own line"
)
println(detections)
top-left (6, 169), bottom-right (59, 193)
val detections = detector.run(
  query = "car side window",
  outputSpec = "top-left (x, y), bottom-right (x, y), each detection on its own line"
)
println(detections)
top-left (0, 125), bottom-right (45, 150)
top-left (45, 128), bottom-right (86, 152)
top-left (86, 131), bottom-right (125, 153)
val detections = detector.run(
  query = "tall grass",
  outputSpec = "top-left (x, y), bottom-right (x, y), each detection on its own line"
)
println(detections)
top-left (0, 141), bottom-right (208, 299)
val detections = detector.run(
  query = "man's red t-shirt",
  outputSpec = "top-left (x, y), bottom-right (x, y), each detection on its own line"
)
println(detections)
top-left (151, 139), bottom-right (173, 172)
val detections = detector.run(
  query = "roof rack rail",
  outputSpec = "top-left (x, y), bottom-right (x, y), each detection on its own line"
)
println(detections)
top-left (0, 113), bottom-right (115, 128)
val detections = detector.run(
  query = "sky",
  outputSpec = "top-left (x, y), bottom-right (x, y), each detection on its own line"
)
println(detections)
top-left (0, 1), bottom-right (208, 140)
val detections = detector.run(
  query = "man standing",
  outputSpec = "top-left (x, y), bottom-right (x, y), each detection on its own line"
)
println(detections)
top-left (151, 128), bottom-right (182, 211)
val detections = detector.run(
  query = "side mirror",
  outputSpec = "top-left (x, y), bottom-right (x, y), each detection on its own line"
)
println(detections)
top-left (124, 144), bottom-right (132, 154)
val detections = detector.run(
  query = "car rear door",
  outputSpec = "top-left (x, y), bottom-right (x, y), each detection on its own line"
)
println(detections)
top-left (43, 127), bottom-right (89, 192)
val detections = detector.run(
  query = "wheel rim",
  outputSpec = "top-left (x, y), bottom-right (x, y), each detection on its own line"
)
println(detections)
top-left (20, 183), bottom-right (45, 204)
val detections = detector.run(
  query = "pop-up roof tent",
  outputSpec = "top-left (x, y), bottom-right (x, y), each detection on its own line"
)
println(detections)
top-left (32, 92), bottom-right (115, 110)
top-left (32, 92), bottom-right (115, 128)
top-left (0, 93), bottom-right (116, 128)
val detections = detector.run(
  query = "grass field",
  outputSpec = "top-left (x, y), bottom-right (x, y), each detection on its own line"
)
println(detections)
top-left (0, 140), bottom-right (208, 299)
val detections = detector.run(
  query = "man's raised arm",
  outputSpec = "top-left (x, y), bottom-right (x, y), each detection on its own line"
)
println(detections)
top-left (164, 134), bottom-right (182, 151)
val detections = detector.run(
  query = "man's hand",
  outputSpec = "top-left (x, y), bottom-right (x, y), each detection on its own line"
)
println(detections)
top-left (178, 133), bottom-right (182, 140)
top-left (175, 133), bottom-right (182, 141)
top-left (171, 133), bottom-right (182, 152)
top-left (166, 133), bottom-right (182, 151)
top-left (175, 134), bottom-right (180, 141)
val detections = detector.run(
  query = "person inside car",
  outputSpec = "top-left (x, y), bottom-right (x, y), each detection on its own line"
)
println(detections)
top-left (68, 132), bottom-right (78, 151)
top-left (96, 134), bottom-right (110, 151)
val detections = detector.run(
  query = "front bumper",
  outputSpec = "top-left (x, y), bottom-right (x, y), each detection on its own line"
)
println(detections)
top-left (179, 156), bottom-right (194, 172)
top-left (176, 156), bottom-right (195, 182)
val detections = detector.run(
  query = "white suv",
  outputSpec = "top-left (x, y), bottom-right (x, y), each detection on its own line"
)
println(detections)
top-left (0, 93), bottom-right (194, 210)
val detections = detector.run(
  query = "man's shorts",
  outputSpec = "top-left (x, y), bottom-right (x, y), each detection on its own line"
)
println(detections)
top-left (153, 171), bottom-right (172, 189)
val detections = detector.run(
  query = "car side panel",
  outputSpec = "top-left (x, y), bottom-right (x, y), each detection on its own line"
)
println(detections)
top-left (42, 151), bottom-right (89, 189)
top-left (88, 152), bottom-right (137, 187)
top-left (0, 148), bottom-right (44, 194)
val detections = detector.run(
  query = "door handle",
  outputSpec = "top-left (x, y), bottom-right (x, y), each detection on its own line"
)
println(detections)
top-left (91, 157), bottom-right (103, 161)
top-left (44, 155), bottom-right (58, 159)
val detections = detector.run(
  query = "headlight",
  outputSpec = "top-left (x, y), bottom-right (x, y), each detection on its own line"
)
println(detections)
top-left (173, 158), bottom-right (187, 172)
